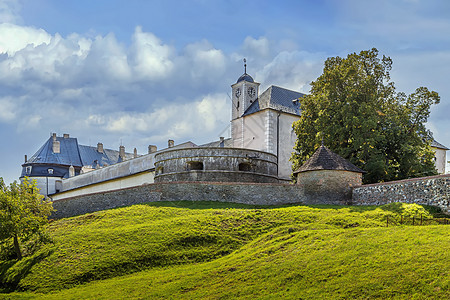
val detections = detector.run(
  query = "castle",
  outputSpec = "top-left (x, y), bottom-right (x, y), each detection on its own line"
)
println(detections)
top-left (20, 66), bottom-right (450, 217)
top-left (21, 64), bottom-right (309, 195)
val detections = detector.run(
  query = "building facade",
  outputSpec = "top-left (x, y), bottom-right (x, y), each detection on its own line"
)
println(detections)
top-left (231, 70), bottom-right (304, 182)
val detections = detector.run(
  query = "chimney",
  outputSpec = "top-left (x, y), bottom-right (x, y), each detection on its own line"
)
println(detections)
top-left (97, 143), bottom-right (104, 154)
top-left (63, 133), bottom-right (69, 138)
top-left (133, 148), bottom-right (138, 158)
top-left (24, 155), bottom-right (27, 163)
top-left (168, 139), bottom-right (174, 148)
top-left (52, 133), bottom-right (57, 141)
top-left (69, 165), bottom-right (75, 177)
top-left (119, 145), bottom-right (126, 160)
top-left (52, 139), bottom-right (60, 153)
top-left (148, 145), bottom-right (157, 154)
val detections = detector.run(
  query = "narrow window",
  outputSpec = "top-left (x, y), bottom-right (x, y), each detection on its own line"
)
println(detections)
top-left (187, 161), bottom-right (203, 171)
top-left (239, 162), bottom-right (252, 172)
top-left (156, 166), bottom-right (164, 175)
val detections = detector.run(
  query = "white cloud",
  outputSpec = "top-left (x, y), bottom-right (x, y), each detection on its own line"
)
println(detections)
top-left (256, 50), bottom-right (325, 93)
top-left (81, 93), bottom-right (229, 147)
top-left (0, 23), bottom-right (51, 55)
top-left (243, 36), bottom-right (270, 59)
top-left (0, 96), bottom-right (16, 122)
top-left (128, 26), bottom-right (174, 80)
top-left (0, 0), bottom-right (21, 24)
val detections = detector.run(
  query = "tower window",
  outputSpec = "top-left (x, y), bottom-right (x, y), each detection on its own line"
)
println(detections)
top-left (238, 162), bottom-right (252, 172)
top-left (156, 166), bottom-right (164, 175)
top-left (187, 161), bottom-right (203, 171)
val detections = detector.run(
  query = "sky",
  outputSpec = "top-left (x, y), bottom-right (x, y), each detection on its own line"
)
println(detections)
top-left (1, 0), bottom-right (450, 184)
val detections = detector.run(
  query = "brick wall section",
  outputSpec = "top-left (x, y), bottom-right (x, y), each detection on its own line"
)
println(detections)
top-left (51, 181), bottom-right (349, 219)
top-left (352, 174), bottom-right (450, 214)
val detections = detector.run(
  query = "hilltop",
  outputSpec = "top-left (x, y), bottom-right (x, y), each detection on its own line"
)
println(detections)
top-left (0, 201), bottom-right (449, 299)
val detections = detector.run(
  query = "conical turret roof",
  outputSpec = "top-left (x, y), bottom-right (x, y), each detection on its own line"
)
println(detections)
top-left (294, 145), bottom-right (365, 174)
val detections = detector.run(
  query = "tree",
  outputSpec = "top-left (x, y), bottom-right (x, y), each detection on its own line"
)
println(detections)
top-left (0, 177), bottom-right (54, 259)
top-left (292, 48), bottom-right (440, 183)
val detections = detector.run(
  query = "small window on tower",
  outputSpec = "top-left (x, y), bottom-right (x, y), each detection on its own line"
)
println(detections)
top-left (156, 166), bottom-right (164, 175)
top-left (48, 168), bottom-right (54, 175)
top-left (187, 161), bottom-right (203, 171)
top-left (237, 101), bottom-right (240, 109)
top-left (239, 162), bottom-right (252, 172)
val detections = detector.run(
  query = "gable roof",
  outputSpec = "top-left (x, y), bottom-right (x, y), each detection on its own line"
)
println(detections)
top-left (294, 145), bottom-right (365, 174)
top-left (431, 139), bottom-right (449, 150)
top-left (243, 85), bottom-right (305, 116)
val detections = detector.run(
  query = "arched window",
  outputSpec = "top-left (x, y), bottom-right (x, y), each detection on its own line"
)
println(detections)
top-left (238, 162), bottom-right (252, 172)
top-left (187, 161), bottom-right (203, 171)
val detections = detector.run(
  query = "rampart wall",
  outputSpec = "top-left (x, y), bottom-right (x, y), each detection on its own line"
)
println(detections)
top-left (352, 174), bottom-right (449, 213)
top-left (51, 181), bottom-right (349, 219)
top-left (50, 174), bottom-right (450, 219)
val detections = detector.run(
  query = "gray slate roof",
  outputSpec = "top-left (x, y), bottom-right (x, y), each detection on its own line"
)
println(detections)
top-left (27, 137), bottom-right (83, 167)
top-left (236, 73), bottom-right (254, 83)
top-left (431, 139), bottom-right (449, 150)
top-left (26, 136), bottom-right (134, 168)
top-left (294, 145), bottom-right (365, 174)
top-left (243, 85), bottom-right (305, 116)
top-left (200, 138), bottom-right (233, 148)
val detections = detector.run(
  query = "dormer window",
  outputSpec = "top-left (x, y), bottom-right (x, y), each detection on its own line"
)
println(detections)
top-left (25, 166), bottom-right (32, 174)
top-left (48, 168), bottom-right (54, 175)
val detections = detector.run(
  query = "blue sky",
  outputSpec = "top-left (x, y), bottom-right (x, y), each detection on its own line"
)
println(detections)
top-left (1, 0), bottom-right (450, 184)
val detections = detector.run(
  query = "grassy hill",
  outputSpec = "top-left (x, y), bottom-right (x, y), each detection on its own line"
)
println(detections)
top-left (0, 201), bottom-right (449, 299)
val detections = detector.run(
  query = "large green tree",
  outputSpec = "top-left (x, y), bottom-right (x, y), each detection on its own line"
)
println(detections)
top-left (292, 48), bottom-right (440, 183)
top-left (0, 177), bottom-right (54, 259)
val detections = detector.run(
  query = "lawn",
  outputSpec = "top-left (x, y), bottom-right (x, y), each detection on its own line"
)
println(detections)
top-left (0, 201), bottom-right (448, 299)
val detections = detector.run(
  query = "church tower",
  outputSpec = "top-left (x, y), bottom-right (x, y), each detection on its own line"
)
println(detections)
top-left (231, 59), bottom-right (260, 120)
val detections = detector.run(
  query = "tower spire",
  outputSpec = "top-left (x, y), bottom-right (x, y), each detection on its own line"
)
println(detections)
top-left (243, 58), bottom-right (247, 74)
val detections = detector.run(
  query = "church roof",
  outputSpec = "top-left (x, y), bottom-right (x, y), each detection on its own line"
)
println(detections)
top-left (431, 139), bottom-right (449, 150)
top-left (236, 73), bottom-right (254, 83)
top-left (243, 85), bottom-right (305, 116)
top-left (293, 145), bottom-right (365, 174)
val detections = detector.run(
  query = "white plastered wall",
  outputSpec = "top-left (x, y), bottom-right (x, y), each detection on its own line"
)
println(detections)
top-left (231, 109), bottom-right (300, 181)
top-left (432, 147), bottom-right (447, 174)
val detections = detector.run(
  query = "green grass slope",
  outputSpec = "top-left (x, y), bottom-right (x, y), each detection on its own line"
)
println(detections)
top-left (0, 201), bottom-right (449, 299)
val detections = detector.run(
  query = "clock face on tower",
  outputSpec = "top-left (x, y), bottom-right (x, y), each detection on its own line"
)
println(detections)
top-left (248, 87), bottom-right (256, 98)
top-left (235, 88), bottom-right (241, 98)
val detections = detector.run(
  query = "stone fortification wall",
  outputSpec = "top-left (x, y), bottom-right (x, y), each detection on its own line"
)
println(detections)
top-left (51, 181), bottom-right (350, 219)
top-left (58, 152), bottom-right (156, 192)
top-left (353, 174), bottom-right (450, 213)
top-left (154, 147), bottom-right (278, 183)
top-left (298, 170), bottom-right (362, 205)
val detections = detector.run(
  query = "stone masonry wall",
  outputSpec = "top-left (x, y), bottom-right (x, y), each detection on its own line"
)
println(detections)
top-left (51, 181), bottom-right (314, 219)
top-left (352, 174), bottom-right (450, 214)
top-left (51, 174), bottom-right (450, 219)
